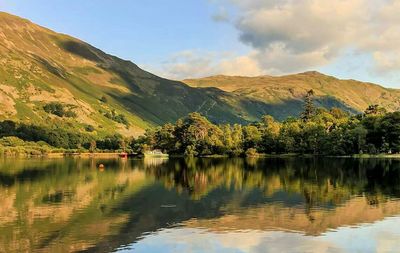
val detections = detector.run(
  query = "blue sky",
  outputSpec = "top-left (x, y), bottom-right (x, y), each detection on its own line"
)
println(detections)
top-left (1, 0), bottom-right (400, 87)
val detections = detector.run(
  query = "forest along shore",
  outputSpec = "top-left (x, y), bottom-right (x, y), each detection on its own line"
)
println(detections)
top-left (1, 90), bottom-right (400, 157)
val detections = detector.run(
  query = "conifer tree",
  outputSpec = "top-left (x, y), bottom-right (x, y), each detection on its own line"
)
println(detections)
top-left (301, 89), bottom-right (315, 122)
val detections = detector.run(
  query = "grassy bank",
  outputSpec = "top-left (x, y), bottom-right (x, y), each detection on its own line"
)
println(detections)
top-left (0, 148), bottom-right (124, 158)
top-left (0, 136), bottom-right (128, 157)
top-left (352, 154), bottom-right (400, 158)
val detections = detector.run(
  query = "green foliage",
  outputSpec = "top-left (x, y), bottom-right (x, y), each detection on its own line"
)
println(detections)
top-left (243, 125), bottom-right (262, 150)
top-left (85, 125), bottom-right (95, 132)
top-left (365, 104), bottom-right (387, 116)
top-left (96, 134), bottom-right (124, 151)
top-left (301, 89), bottom-right (315, 122)
top-left (245, 148), bottom-right (258, 157)
top-left (104, 110), bottom-right (129, 126)
top-left (184, 145), bottom-right (198, 157)
top-left (131, 106), bottom-right (400, 157)
top-left (0, 120), bottom-right (92, 149)
top-left (6, 11), bottom-right (400, 141)
top-left (100, 95), bottom-right (108, 103)
top-left (0, 119), bottom-right (133, 154)
top-left (0, 136), bottom-right (53, 156)
top-left (43, 102), bottom-right (77, 118)
top-left (0, 136), bottom-right (25, 147)
top-left (89, 140), bottom-right (97, 153)
top-left (4, 101), bottom-right (400, 157)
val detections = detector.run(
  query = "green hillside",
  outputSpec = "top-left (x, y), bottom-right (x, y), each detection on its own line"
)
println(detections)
top-left (0, 12), bottom-right (255, 136)
top-left (183, 72), bottom-right (400, 119)
top-left (1, 11), bottom-right (400, 137)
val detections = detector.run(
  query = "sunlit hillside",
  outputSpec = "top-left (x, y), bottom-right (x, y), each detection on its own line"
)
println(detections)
top-left (0, 12), bottom-right (266, 136)
top-left (2, 11), bottom-right (400, 137)
top-left (184, 72), bottom-right (400, 118)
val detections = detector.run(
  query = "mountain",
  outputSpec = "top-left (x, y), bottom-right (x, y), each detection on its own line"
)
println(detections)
top-left (0, 12), bottom-right (262, 136)
top-left (183, 72), bottom-right (400, 119)
top-left (1, 12), bottom-right (400, 138)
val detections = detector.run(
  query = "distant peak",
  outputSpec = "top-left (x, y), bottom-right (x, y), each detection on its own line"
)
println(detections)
top-left (299, 71), bottom-right (325, 76)
top-left (184, 71), bottom-right (333, 81)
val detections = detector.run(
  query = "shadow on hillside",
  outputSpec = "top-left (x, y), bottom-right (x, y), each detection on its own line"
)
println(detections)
top-left (59, 39), bottom-right (359, 124)
top-left (59, 40), bottom-right (103, 63)
top-left (112, 87), bottom-right (359, 125)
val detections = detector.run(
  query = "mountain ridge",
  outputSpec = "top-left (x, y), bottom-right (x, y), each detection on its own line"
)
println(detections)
top-left (1, 11), bottom-right (399, 137)
top-left (183, 71), bottom-right (400, 114)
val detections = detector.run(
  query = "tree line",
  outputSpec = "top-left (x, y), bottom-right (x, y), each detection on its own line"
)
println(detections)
top-left (0, 120), bottom-right (123, 151)
top-left (131, 90), bottom-right (400, 156)
top-left (1, 90), bottom-right (400, 156)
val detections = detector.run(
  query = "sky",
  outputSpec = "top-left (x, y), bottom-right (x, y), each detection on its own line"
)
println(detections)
top-left (1, 0), bottom-right (400, 88)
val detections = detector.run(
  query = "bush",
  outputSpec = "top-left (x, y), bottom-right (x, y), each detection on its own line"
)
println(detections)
top-left (85, 125), bottom-right (95, 132)
top-left (0, 140), bottom-right (50, 156)
top-left (64, 110), bottom-right (77, 118)
top-left (104, 110), bottom-right (129, 126)
top-left (100, 95), bottom-right (108, 103)
top-left (245, 148), bottom-right (259, 157)
top-left (96, 134), bottom-right (124, 150)
top-left (0, 121), bottom-right (93, 149)
top-left (229, 148), bottom-right (243, 157)
top-left (43, 102), bottom-right (76, 118)
top-left (184, 145), bottom-right (198, 157)
top-left (0, 136), bottom-right (25, 147)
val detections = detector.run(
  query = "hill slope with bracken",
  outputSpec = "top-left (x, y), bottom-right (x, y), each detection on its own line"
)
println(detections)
top-left (183, 72), bottom-right (400, 117)
top-left (0, 12), bottom-right (267, 136)
top-left (1, 12), bottom-right (400, 137)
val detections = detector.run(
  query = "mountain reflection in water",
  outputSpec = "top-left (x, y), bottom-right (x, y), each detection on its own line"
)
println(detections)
top-left (0, 157), bottom-right (400, 253)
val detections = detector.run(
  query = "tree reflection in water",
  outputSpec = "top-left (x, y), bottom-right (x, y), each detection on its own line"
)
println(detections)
top-left (0, 157), bottom-right (400, 253)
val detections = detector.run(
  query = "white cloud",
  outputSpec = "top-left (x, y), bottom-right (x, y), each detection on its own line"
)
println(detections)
top-left (155, 0), bottom-right (400, 81)
top-left (225, 0), bottom-right (400, 75)
top-left (149, 50), bottom-right (265, 80)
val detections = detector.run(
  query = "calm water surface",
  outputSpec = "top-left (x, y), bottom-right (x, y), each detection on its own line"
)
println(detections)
top-left (1, 157), bottom-right (400, 253)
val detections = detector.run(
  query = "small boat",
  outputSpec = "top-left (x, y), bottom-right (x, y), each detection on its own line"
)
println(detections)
top-left (98, 164), bottom-right (105, 171)
top-left (143, 150), bottom-right (169, 158)
top-left (119, 152), bottom-right (128, 158)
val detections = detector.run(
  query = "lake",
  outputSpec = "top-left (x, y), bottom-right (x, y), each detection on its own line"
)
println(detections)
top-left (1, 157), bottom-right (400, 253)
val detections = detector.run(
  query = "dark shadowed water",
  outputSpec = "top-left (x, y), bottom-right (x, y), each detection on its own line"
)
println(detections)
top-left (1, 157), bottom-right (400, 253)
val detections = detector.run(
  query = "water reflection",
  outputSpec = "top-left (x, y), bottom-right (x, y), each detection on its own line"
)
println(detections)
top-left (0, 157), bottom-right (400, 252)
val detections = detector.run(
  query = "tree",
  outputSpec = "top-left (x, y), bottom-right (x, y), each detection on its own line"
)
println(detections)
top-left (221, 124), bottom-right (234, 153)
top-left (350, 125), bottom-right (367, 154)
top-left (154, 123), bottom-right (176, 153)
top-left (85, 125), bottom-right (95, 132)
top-left (277, 119), bottom-right (301, 153)
top-left (245, 148), bottom-right (259, 157)
top-left (44, 102), bottom-right (65, 117)
top-left (104, 110), bottom-right (129, 126)
top-left (43, 102), bottom-right (76, 118)
top-left (379, 112), bottom-right (400, 153)
top-left (243, 125), bottom-right (262, 151)
top-left (176, 113), bottom-right (224, 156)
top-left (96, 134), bottom-right (123, 150)
top-left (133, 108), bottom-right (400, 155)
top-left (364, 105), bottom-right (387, 116)
top-left (330, 107), bottom-right (348, 119)
top-left (301, 89), bottom-right (315, 122)
top-left (260, 115), bottom-right (280, 153)
top-left (301, 122), bottom-right (327, 154)
top-left (89, 140), bottom-right (96, 153)
top-left (100, 95), bottom-right (108, 103)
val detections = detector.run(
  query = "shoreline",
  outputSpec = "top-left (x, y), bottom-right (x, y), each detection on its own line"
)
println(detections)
top-left (48, 152), bottom-right (123, 158)
top-left (1, 152), bottom-right (124, 158)
top-left (2, 151), bottom-right (400, 159)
